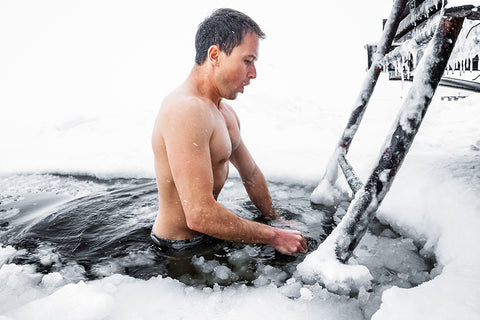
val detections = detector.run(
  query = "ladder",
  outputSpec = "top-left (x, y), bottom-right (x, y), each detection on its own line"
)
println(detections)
top-left (312, 0), bottom-right (480, 262)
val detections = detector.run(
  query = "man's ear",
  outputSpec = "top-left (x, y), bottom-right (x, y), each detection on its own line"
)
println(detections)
top-left (207, 45), bottom-right (221, 65)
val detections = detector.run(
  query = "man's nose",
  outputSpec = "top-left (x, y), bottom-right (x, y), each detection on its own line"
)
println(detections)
top-left (248, 63), bottom-right (257, 79)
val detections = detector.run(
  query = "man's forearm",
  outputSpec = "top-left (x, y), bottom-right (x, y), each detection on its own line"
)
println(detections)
top-left (242, 167), bottom-right (276, 219)
top-left (186, 200), bottom-right (276, 243)
top-left (186, 198), bottom-right (307, 256)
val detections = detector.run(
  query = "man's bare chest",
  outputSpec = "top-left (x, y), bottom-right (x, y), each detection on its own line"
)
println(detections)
top-left (210, 120), bottom-right (234, 165)
top-left (210, 107), bottom-right (241, 164)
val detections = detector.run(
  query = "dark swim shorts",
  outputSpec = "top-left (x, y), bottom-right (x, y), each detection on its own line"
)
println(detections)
top-left (150, 231), bottom-right (216, 255)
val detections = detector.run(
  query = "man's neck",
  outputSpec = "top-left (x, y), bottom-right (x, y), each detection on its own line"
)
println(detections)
top-left (188, 64), bottom-right (223, 108)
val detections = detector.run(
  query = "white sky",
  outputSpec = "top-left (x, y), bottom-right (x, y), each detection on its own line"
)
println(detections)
top-left (0, 1), bottom-right (392, 117)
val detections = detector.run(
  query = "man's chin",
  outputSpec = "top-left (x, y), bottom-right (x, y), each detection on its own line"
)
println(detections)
top-left (225, 92), bottom-right (240, 100)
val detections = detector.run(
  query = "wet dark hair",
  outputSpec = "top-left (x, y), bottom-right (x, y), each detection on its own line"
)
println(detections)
top-left (194, 8), bottom-right (265, 65)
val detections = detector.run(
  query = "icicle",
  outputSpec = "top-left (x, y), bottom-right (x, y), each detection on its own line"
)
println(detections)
top-left (409, 59), bottom-right (412, 79)
top-left (401, 55), bottom-right (405, 86)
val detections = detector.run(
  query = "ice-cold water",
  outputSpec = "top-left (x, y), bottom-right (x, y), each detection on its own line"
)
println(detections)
top-left (0, 173), bottom-right (437, 315)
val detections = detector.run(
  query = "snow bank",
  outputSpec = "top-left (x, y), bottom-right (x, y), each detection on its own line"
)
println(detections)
top-left (373, 170), bottom-right (480, 319)
top-left (0, 243), bottom-right (365, 320)
top-left (369, 92), bottom-right (480, 319)
top-left (300, 82), bottom-right (479, 318)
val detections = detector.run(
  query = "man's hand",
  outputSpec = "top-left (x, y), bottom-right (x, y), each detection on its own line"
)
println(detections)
top-left (269, 214), bottom-right (305, 230)
top-left (269, 229), bottom-right (307, 256)
top-left (262, 208), bottom-right (277, 220)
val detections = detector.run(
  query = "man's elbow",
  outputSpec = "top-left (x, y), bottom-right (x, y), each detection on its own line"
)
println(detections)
top-left (184, 207), bottom-right (211, 234)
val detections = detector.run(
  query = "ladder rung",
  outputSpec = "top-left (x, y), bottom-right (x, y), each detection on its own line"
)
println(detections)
top-left (338, 154), bottom-right (363, 194)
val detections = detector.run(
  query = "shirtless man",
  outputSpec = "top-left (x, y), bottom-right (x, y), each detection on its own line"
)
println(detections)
top-left (151, 8), bottom-right (307, 256)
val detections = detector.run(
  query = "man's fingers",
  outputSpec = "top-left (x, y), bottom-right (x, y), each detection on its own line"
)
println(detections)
top-left (290, 235), bottom-right (308, 255)
top-left (272, 229), bottom-right (308, 256)
top-left (301, 236), bottom-right (308, 252)
top-left (293, 232), bottom-right (308, 253)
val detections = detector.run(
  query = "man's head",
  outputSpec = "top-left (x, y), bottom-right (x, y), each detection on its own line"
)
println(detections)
top-left (195, 8), bottom-right (265, 66)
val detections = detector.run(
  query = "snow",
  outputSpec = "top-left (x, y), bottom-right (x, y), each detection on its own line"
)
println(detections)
top-left (310, 149), bottom-right (344, 205)
top-left (297, 226), bottom-right (374, 295)
top-left (1, 0), bottom-right (480, 319)
top-left (446, 0), bottom-right (480, 8)
top-left (371, 132), bottom-right (480, 319)
top-left (449, 19), bottom-right (480, 70)
top-left (0, 262), bottom-right (365, 320)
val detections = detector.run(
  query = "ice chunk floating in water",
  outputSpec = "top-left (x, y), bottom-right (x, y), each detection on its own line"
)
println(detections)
top-left (0, 173), bottom-right (437, 318)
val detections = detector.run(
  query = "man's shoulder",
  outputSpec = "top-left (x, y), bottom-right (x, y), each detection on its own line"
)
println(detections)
top-left (162, 92), bottom-right (213, 115)
top-left (157, 93), bottom-right (216, 135)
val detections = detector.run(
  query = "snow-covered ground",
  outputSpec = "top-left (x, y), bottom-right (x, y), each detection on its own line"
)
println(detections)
top-left (1, 1), bottom-right (479, 319)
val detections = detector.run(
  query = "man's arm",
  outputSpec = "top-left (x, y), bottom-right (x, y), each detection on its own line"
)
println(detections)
top-left (228, 139), bottom-right (307, 255)
top-left (229, 139), bottom-right (276, 219)
top-left (226, 108), bottom-right (308, 254)
top-left (162, 100), bottom-right (306, 255)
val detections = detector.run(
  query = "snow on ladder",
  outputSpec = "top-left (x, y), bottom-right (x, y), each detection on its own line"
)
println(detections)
top-left (307, 0), bottom-right (480, 265)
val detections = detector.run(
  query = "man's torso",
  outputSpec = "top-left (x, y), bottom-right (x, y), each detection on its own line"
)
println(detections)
top-left (152, 87), bottom-right (241, 240)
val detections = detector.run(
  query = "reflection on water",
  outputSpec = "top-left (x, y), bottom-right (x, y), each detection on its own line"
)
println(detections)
top-left (0, 174), bottom-right (436, 292)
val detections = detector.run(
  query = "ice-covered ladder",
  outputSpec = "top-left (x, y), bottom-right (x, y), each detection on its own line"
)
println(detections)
top-left (312, 0), bottom-right (480, 262)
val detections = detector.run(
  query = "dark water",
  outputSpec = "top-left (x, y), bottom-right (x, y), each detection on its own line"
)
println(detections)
top-left (0, 173), bottom-right (436, 291)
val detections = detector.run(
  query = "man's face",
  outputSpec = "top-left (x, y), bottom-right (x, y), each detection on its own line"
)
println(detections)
top-left (215, 32), bottom-right (259, 100)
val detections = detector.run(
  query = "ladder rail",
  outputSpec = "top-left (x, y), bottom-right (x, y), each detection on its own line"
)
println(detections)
top-left (337, 0), bottom-right (408, 154)
top-left (334, 16), bottom-right (465, 262)
top-left (311, 0), bottom-right (408, 206)
top-left (310, 2), bottom-right (480, 264)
